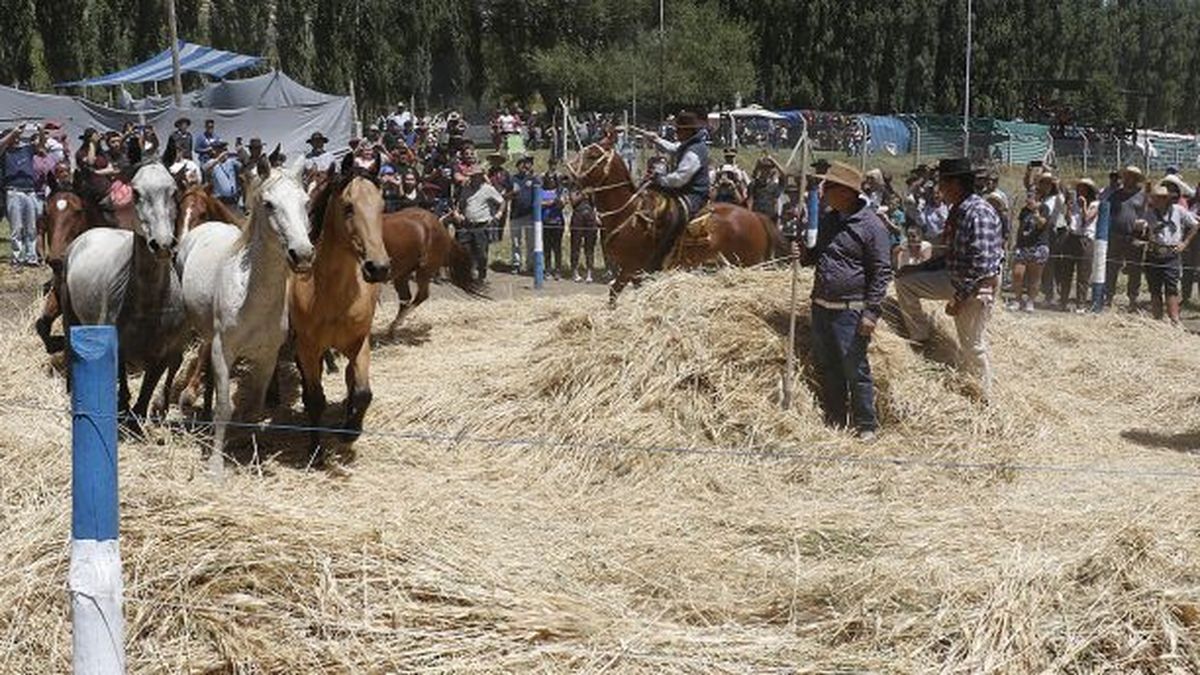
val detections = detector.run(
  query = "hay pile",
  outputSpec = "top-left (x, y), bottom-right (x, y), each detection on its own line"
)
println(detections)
top-left (1, 268), bottom-right (1199, 673)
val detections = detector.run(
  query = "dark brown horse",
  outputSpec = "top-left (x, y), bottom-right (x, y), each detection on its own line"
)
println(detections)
top-left (381, 207), bottom-right (488, 336)
top-left (177, 183), bottom-right (246, 232)
top-left (35, 192), bottom-right (95, 353)
top-left (568, 137), bottom-right (787, 304)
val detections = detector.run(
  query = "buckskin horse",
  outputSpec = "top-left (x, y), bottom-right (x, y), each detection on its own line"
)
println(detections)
top-left (290, 171), bottom-right (391, 468)
top-left (568, 133), bottom-right (788, 304)
top-left (381, 207), bottom-right (488, 336)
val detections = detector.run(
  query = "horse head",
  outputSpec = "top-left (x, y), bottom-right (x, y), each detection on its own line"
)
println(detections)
top-left (43, 191), bottom-right (88, 275)
top-left (131, 162), bottom-right (180, 258)
top-left (568, 142), bottom-right (632, 194)
top-left (331, 175), bottom-right (389, 283)
top-left (255, 168), bottom-right (314, 273)
top-left (177, 183), bottom-right (214, 232)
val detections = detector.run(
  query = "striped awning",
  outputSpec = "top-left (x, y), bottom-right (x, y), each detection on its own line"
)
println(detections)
top-left (56, 41), bottom-right (263, 87)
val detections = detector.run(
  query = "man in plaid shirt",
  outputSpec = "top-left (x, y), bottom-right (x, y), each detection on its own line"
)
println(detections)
top-left (896, 157), bottom-right (1003, 400)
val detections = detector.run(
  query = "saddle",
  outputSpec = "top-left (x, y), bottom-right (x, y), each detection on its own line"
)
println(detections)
top-left (646, 192), bottom-right (718, 269)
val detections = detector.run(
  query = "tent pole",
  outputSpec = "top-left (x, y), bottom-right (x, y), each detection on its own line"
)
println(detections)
top-left (167, 0), bottom-right (183, 107)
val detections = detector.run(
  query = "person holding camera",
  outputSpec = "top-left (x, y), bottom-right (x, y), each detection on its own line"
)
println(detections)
top-left (0, 124), bottom-right (42, 266)
top-left (1135, 184), bottom-right (1197, 323)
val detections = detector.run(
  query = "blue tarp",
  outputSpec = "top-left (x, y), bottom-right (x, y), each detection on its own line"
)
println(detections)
top-left (861, 115), bottom-right (912, 155)
top-left (57, 41), bottom-right (264, 87)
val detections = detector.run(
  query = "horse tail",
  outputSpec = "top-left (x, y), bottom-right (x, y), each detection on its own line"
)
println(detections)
top-left (446, 238), bottom-right (491, 299)
top-left (760, 213), bottom-right (790, 262)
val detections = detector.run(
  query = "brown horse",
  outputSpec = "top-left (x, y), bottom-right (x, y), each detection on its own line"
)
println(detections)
top-left (36, 192), bottom-right (95, 353)
top-left (290, 174), bottom-right (390, 466)
top-left (177, 183), bottom-right (246, 232)
top-left (568, 138), bottom-right (787, 304)
top-left (381, 207), bottom-right (488, 336)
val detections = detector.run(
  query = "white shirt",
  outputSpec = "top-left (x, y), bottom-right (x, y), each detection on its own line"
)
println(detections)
top-left (1068, 200), bottom-right (1098, 239)
top-left (1149, 203), bottom-right (1198, 247)
top-left (498, 114), bottom-right (519, 134)
top-left (169, 158), bottom-right (202, 185)
top-left (303, 150), bottom-right (337, 175)
top-left (1042, 193), bottom-right (1066, 230)
top-left (388, 110), bottom-right (413, 129)
top-left (461, 181), bottom-right (505, 224)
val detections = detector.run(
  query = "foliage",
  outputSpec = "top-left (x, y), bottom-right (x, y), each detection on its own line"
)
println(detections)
top-left (5, 0), bottom-right (1200, 129)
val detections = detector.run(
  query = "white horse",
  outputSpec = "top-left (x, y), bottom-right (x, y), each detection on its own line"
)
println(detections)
top-left (63, 162), bottom-right (185, 422)
top-left (176, 164), bottom-right (313, 476)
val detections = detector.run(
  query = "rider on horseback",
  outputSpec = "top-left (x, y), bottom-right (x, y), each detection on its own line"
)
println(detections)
top-left (641, 111), bottom-right (710, 271)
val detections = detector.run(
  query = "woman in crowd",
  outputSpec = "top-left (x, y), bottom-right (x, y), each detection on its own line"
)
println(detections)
top-left (1010, 193), bottom-right (1051, 313)
top-left (1057, 178), bottom-right (1098, 312)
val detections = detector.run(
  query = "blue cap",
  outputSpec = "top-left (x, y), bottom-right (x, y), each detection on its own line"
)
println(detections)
top-left (380, 165), bottom-right (397, 176)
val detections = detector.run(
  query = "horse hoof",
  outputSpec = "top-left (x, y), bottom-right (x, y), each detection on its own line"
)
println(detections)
top-left (179, 388), bottom-right (197, 411)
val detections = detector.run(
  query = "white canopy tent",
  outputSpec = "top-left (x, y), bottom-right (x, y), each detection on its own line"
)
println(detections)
top-left (707, 105), bottom-right (788, 148)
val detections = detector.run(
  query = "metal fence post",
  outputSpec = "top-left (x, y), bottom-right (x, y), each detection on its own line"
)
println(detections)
top-left (69, 325), bottom-right (125, 674)
top-left (533, 175), bottom-right (545, 290)
top-left (1090, 201), bottom-right (1111, 313)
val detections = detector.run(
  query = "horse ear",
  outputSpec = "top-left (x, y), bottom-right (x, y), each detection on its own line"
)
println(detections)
top-left (339, 152), bottom-right (355, 177)
top-left (162, 135), bottom-right (177, 167)
top-left (256, 156), bottom-right (271, 180)
top-left (599, 126), bottom-right (617, 150)
top-left (171, 167), bottom-right (187, 193)
top-left (268, 143), bottom-right (283, 166)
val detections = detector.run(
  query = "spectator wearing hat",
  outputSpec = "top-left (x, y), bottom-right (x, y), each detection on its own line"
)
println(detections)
top-left (1057, 178), bottom-right (1099, 312)
top-left (194, 118), bottom-right (222, 164)
top-left (1163, 176), bottom-right (1200, 305)
top-left (169, 141), bottom-right (202, 187)
top-left (204, 139), bottom-right (243, 210)
top-left (303, 132), bottom-right (335, 181)
top-left (238, 137), bottom-right (265, 167)
top-left (456, 165), bottom-right (505, 282)
top-left (1, 124), bottom-right (42, 266)
top-left (1033, 172), bottom-right (1067, 305)
top-left (1135, 184), bottom-right (1197, 323)
top-left (171, 117), bottom-right (194, 162)
top-left (896, 158), bottom-right (1004, 400)
top-left (798, 161), bottom-right (893, 439)
top-left (749, 154), bottom-right (786, 222)
top-left (1105, 165), bottom-right (1148, 309)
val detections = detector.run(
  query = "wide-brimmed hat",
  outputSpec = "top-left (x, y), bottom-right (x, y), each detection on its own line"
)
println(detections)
top-left (248, 137), bottom-right (263, 148)
top-left (1120, 165), bottom-right (1144, 182)
top-left (174, 116), bottom-right (191, 127)
top-left (864, 168), bottom-right (884, 184)
top-left (1075, 178), bottom-right (1098, 195)
top-left (306, 132), bottom-right (328, 145)
top-left (814, 161), bottom-right (864, 194)
top-left (1036, 172), bottom-right (1058, 186)
top-left (1150, 184), bottom-right (1172, 199)
top-left (486, 152), bottom-right (506, 163)
top-left (674, 111), bottom-right (705, 130)
top-left (936, 157), bottom-right (981, 178)
top-left (1160, 174), bottom-right (1195, 198)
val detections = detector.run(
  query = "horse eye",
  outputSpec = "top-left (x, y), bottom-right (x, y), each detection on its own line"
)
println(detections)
top-left (264, 201), bottom-right (276, 212)
top-left (343, 204), bottom-right (355, 218)
top-left (132, 190), bottom-right (141, 204)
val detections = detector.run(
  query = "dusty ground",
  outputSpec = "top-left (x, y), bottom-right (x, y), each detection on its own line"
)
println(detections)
top-left (1, 262), bottom-right (1199, 673)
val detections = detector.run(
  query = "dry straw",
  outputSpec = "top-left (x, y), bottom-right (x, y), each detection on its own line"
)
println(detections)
top-left (1, 268), bottom-right (1198, 672)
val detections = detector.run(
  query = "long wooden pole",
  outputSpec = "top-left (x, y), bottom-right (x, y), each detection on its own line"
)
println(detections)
top-left (166, 0), bottom-right (183, 107)
top-left (782, 135), bottom-right (810, 410)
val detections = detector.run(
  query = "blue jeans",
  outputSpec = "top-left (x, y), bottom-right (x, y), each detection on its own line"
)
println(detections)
top-left (810, 305), bottom-right (878, 432)
top-left (6, 189), bottom-right (40, 265)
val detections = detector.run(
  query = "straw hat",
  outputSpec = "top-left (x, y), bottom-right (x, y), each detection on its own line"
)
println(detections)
top-left (1120, 165), bottom-right (1144, 182)
top-left (1149, 184), bottom-right (1172, 200)
top-left (1160, 174), bottom-right (1195, 198)
top-left (814, 161), bottom-right (864, 194)
top-left (936, 157), bottom-right (980, 178)
top-left (1075, 178), bottom-right (1098, 197)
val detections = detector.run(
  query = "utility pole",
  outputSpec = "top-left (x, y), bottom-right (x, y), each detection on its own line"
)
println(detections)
top-left (166, 0), bottom-right (183, 106)
top-left (658, 0), bottom-right (665, 124)
top-left (962, 0), bottom-right (972, 156)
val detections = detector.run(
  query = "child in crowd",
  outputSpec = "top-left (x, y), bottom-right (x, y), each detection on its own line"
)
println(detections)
top-left (1010, 194), bottom-right (1051, 313)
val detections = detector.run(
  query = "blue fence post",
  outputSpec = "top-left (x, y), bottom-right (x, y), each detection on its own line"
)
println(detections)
top-left (69, 326), bottom-right (124, 674)
top-left (1090, 200), bottom-right (1112, 313)
top-left (805, 187), bottom-right (821, 249)
top-left (533, 175), bottom-right (545, 290)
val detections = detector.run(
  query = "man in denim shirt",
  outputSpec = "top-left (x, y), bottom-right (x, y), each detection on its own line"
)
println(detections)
top-left (799, 161), bottom-right (893, 439)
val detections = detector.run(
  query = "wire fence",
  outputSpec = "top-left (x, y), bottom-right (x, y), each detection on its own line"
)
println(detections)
top-left (5, 397), bottom-right (1199, 482)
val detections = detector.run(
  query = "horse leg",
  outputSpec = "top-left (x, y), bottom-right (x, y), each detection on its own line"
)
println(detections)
top-left (389, 276), bottom-right (414, 337)
top-left (117, 352), bottom-right (132, 416)
top-left (209, 334), bottom-right (234, 479)
top-left (178, 340), bottom-right (210, 410)
top-left (411, 274), bottom-right (431, 313)
top-left (130, 359), bottom-right (167, 433)
top-left (35, 283), bottom-right (64, 354)
top-left (150, 353), bottom-right (182, 420)
top-left (608, 271), bottom-right (632, 308)
top-left (323, 350), bottom-right (339, 374)
top-left (342, 337), bottom-right (373, 441)
top-left (296, 344), bottom-right (328, 467)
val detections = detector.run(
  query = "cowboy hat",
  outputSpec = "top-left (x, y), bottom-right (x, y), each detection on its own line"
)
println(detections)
top-left (673, 111), bottom-right (705, 129)
top-left (1149, 184), bottom-right (1172, 199)
top-left (936, 157), bottom-right (981, 178)
top-left (1120, 165), bottom-right (1144, 181)
top-left (1074, 177), bottom-right (1098, 194)
top-left (306, 132), bottom-right (328, 145)
top-left (174, 116), bottom-right (191, 127)
top-left (486, 152), bottom-right (506, 163)
top-left (1036, 172), bottom-right (1058, 186)
top-left (864, 168), bottom-right (884, 184)
top-left (1160, 174), bottom-right (1195, 198)
top-left (814, 161), bottom-right (864, 194)
top-left (248, 137), bottom-right (263, 148)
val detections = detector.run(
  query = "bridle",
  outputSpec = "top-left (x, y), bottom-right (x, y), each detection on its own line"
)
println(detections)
top-left (567, 144), bottom-right (635, 198)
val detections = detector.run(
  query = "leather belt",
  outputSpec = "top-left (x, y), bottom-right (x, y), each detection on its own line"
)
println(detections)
top-left (812, 297), bottom-right (866, 311)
